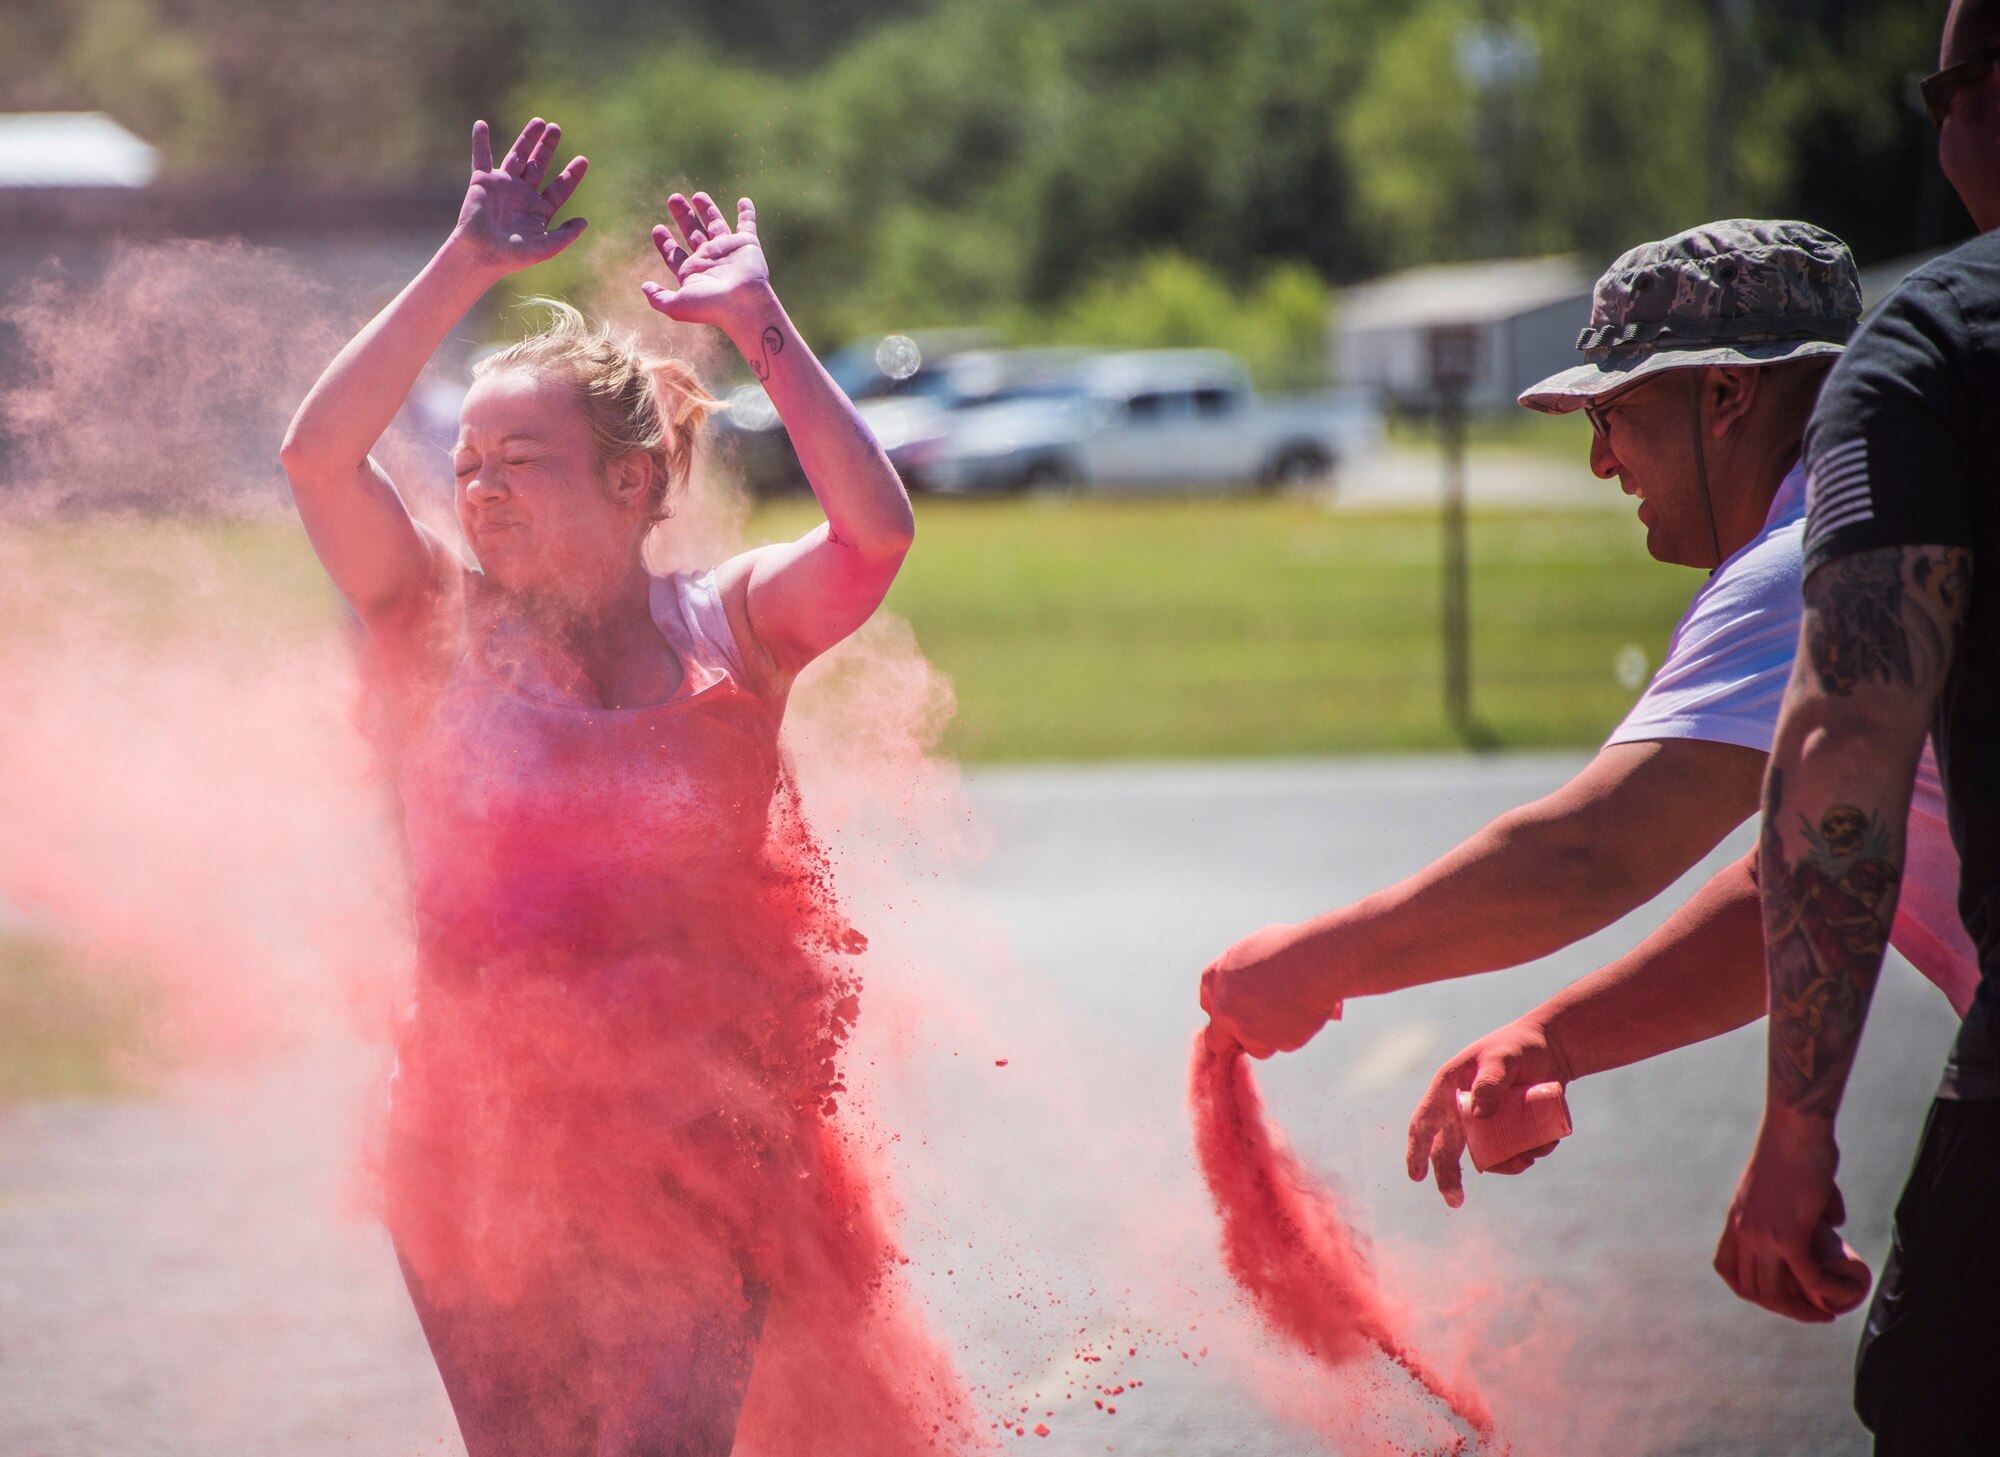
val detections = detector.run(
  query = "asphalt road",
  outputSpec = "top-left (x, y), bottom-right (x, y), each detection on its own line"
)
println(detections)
top-left (0, 755), bottom-right (1959, 1456)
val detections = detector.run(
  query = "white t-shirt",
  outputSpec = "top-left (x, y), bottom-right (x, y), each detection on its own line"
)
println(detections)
top-left (1607, 462), bottom-right (1977, 1015)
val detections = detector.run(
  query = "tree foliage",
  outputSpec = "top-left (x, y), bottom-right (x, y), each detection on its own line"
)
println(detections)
top-left (3, 0), bottom-right (1969, 370)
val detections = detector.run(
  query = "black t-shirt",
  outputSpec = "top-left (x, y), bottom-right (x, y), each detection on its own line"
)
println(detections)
top-left (1803, 229), bottom-right (2000, 1099)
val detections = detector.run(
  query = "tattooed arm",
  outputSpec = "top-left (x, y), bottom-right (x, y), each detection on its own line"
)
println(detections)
top-left (1715, 543), bottom-right (1971, 1323)
top-left (642, 191), bottom-right (913, 689)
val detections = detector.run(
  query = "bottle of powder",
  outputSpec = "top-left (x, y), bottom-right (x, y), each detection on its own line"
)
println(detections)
top-left (1456, 1081), bottom-right (1572, 1172)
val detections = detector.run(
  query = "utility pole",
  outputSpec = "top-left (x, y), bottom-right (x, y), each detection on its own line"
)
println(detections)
top-left (1441, 9), bottom-right (1530, 742)
top-left (1706, 0), bottom-right (1748, 217)
top-left (1428, 325), bottom-right (1483, 739)
top-left (1456, 4), bottom-right (1539, 258)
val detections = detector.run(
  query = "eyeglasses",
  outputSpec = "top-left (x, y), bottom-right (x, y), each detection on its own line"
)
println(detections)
top-left (1582, 388), bottom-right (1635, 438)
top-left (1921, 49), bottom-right (2000, 129)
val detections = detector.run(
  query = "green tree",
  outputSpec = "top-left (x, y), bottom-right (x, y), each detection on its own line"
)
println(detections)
top-left (8, 0), bottom-right (1954, 360)
top-left (1343, 0), bottom-right (1714, 267)
top-left (1744, 1), bottom-right (1968, 259)
top-left (1020, 253), bottom-right (1330, 389)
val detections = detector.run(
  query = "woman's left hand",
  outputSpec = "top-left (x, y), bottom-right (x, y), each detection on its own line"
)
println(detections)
top-left (642, 192), bottom-right (773, 332)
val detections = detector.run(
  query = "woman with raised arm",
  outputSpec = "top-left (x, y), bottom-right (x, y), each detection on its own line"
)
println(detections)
top-left (281, 119), bottom-right (944, 1456)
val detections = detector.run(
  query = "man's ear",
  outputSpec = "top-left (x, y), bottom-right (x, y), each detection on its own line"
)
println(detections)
top-left (1708, 365), bottom-right (1761, 437)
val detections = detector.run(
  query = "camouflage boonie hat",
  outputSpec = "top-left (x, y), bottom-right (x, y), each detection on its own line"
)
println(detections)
top-left (1519, 219), bottom-right (1861, 413)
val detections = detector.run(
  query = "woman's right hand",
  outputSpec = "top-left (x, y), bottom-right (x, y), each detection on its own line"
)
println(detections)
top-left (449, 118), bottom-right (588, 275)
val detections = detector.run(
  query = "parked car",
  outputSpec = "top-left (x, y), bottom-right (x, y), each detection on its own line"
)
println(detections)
top-left (856, 347), bottom-right (1089, 490)
top-left (710, 328), bottom-right (995, 495)
top-left (919, 349), bottom-right (1383, 495)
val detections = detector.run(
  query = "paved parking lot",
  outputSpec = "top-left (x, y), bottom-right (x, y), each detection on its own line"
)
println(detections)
top-left (0, 756), bottom-right (1958, 1455)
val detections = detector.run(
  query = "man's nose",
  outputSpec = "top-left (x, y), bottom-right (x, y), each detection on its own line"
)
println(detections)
top-left (1588, 427), bottom-right (1620, 480)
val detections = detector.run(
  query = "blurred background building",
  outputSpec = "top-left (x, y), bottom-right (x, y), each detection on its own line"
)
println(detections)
top-left (1332, 255), bottom-right (1591, 413)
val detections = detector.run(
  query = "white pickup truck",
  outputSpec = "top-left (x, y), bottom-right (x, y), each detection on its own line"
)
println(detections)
top-left (909, 349), bottom-right (1382, 494)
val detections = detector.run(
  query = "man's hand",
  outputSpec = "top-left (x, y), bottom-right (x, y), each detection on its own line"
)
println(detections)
top-left (1714, 1112), bottom-right (1872, 1323)
top-left (1198, 923), bottom-right (1340, 1060)
top-left (1406, 1018), bottom-right (1567, 1208)
top-left (449, 118), bottom-right (588, 274)
top-left (643, 193), bottom-right (774, 335)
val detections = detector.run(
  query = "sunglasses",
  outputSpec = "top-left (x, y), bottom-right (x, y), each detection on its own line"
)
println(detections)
top-left (1922, 49), bottom-right (2000, 129)
top-left (1582, 384), bottom-right (1641, 438)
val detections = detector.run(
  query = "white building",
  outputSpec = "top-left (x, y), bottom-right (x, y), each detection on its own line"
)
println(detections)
top-left (1333, 254), bottom-right (1594, 412)
top-left (0, 113), bottom-right (463, 492)
top-left (0, 113), bottom-right (159, 188)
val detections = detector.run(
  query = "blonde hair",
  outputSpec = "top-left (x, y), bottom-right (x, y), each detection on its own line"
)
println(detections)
top-left (474, 299), bottom-right (718, 521)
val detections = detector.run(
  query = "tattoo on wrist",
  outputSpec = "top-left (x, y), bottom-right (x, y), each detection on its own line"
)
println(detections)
top-left (1763, 769), bottom-right (1899, 1118)
top-left (749, 325), bottom-right (784, 383)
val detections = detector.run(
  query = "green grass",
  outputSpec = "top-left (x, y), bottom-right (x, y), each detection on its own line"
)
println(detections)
top-left (746, 494), bottom-right (1692, 761)
top-left (0, 493), bottom-right (1690, 1095)
top-left (3, 498), bottom-right (1691, 767)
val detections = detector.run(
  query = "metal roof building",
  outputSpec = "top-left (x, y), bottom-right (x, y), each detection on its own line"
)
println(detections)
top-left (0, 114), bottom-right (464, 495)
top-left (1333, 254), bottom-right (1594, 412)
top-left (0, 113), bottom-right (160, 188)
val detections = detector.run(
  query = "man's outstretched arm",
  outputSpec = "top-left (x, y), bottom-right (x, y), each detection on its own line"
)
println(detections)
top-left (1201, 735), bottom-right (1765, 1057)
top-left (1716, 543), bottom-right (1970, 1323)
top-left (1406, 849), bottom-right (1768, 1205)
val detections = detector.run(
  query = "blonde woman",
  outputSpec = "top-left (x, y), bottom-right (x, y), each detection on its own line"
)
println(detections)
top-left (282, 118), bottom-right (925, 1455)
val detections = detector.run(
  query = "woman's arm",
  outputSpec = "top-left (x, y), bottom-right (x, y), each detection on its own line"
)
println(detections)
top-left (280, 118), bottom-right (588, 627)
top-left (642, 193), bottom-right (913, 685)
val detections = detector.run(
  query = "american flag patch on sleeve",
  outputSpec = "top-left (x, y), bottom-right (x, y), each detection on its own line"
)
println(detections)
top-left (1803, 438), bottom-right (1874, 555)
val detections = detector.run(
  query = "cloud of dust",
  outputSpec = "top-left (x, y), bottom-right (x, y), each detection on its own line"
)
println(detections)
top-left (0, 242), bottom-right (407, 1064)
top-left (0, 232), bottom-right (993, 1454)
top-left (0, 232), bottom-right (1679, 1457)
top-left (3, 240), bottom-right (349, 517)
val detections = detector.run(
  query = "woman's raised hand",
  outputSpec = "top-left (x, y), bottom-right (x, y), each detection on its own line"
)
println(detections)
top-left (451, 118), bottom-right (588, 274)
top-left (642, 193), bottom-right (772, 331)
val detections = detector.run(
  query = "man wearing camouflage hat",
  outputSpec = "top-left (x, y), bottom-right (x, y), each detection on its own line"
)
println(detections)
top-left (1201, 220), bottom-right (1974, 1212)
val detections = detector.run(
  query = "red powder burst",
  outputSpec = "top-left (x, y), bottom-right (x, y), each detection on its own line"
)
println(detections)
top-left (1189, 1035), bottom-right (1493, 1443)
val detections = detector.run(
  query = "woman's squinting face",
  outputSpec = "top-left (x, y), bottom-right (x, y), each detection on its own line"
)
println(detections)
top-left (453, 370), bottom-right (631, 590)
